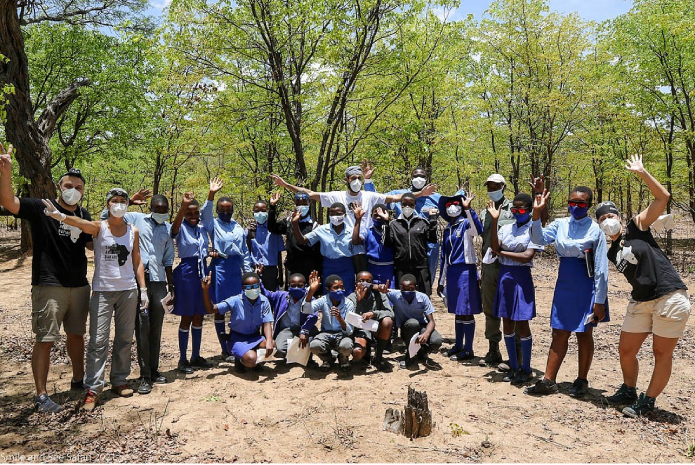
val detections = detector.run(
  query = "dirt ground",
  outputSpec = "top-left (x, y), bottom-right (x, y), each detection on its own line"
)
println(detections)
top-left (0, 229), bottom-right (694, 463)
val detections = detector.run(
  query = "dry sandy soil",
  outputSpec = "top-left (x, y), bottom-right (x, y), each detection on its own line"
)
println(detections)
top-left (0, 230), bottom-right (694, 463)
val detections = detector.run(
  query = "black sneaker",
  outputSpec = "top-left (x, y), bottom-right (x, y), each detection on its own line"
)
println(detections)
top-left (569, 378), bottom-right (589, 398)
top-left (35, 393), bottom-right (63, 413)
top-left (482, 348), bottom-right (503, 366)
top-left (446, 346), bottom-right (463, 357)
top-left (503, 369), bottom-right (518, 382)
top-left (191, 356), bottom-right (213, 369)
top-left (70, 379), bottom-right (84, 391)
top-left (399, 357), bottom-right (415, 369)
top-left (511, 369), bottom-right (533, 385)
top-left (152, 371), bottom-right (167, 384)
top-left (622, 393), bottom-right (655, 418)
top-left (177, 360), bottom-right (194, 374)
top-left (606, 383), bottom-right (638, 405)
top-left (138, 378), bottom-right (152, 395)
top-left (371, 357), bottom-right (393, 372)
top-left (452, 350), bottom-right (475, 362)
top-left (525, 378), bottom-right (558, 395)
top-left (234, 357), bottom-right (247, 373)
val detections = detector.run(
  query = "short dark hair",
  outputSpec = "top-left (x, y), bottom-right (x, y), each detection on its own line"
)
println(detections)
top-left (400, 274), bottom-right (417, 285)
top-left (242, 272), bottom-right (260, 283)
top-left (151, 194), bottom-right (169, 207)
top-left (255, 199), bottom-right (268, 207)
top-left (217, 196), bottom-right (233, 207)
top-left (571, 186), bottom-right (593, 205)
top-left (188, 199), bottom-right (200, 207)
top-left (58, 168), bottom-right (85, 185)
top-left (372, 203), bottom-right (387, 213)
top-left (329, 202), bottom-right (346, 213)
top-left (325, 274), bottom-right (343, 289)
top-left (289, 272), bottom-right (306, 283)
top-left (513, 193), bottom-right (533, 209)
top-left (401, 192), bottom-right (416, 202)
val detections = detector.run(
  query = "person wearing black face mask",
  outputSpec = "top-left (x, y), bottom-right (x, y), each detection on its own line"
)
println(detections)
top-left (200, 177), bottom-right (253, 356)
top-left (527, 186), bottom-right (609, 398)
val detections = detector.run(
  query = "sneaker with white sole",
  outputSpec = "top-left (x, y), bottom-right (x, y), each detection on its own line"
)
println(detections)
top-left (35, 393), bottom-right (62, 413)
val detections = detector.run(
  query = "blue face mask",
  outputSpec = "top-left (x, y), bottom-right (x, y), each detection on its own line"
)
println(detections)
top-left (298, 205), bottom-right (310, 217)
top-left (568, 205), bottom-right (589, 220)
top-left (288, 287), bottom-right (307, 301)
top-left (513, 212), bottom-right (531, 224)
top-left (401, 290), bottom-right (415, 301)
top-left (254, 211), bottom-right (268, 224)
top-left (218, 211), bottom-right (233, 223)
top-left (329, 290), bottom-right (345, 302)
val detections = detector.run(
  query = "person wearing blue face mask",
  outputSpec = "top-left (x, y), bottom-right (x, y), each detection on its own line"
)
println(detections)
top-left (379, 274), bottom-right (442, 369)
top-left (363, 204), bottom-right (396, 288)
top-left (246, 199), bottom-right (285, 291)
top-left (304, 274), bottom-right (355, 372)
top-left (267, 191), bottom-right (323, 293)
top-left (201, 177), bottom-right (253, 357)
top-left (526, 186), bottom-right (609, 398)
top-left (436, 189), bottom-right (484, 363)
top-left (486, 194), bottom-right (544, 385)
top-left (201, 271), bottom-right (274, 373)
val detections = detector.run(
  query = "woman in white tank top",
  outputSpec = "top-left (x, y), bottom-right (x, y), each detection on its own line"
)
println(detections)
top-left (43, 187), bottom-right (147, 411)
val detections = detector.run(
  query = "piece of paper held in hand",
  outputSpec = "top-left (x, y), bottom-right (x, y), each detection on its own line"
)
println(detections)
top-left (482, 248), bottom-right (498, 265)
top-left (255, 347), bottom-right (277, 365)
top-left (345, 312), bottom-right (379, 332)
top-left (161, 292), bottom-right (174, 313)
top-left (584, 312), bottom-right (596, 326)
top-left (408, 332), bottom-right (421, 359)
top-left (286, 337), bottom-right (311, 366)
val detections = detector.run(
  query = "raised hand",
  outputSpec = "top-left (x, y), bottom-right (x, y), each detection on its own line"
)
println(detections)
top-left (533, 189), bottom-right (550, 213)
top-left (486, 200), bottom-right (500, 220)
top-left (625, 154), bottom-right (645, 174)
top-left (254, 263), bottom-right (264, 275)
top-left (361, 159), bottom-right (375, 179)
top-left (355, 281), bottom-right (368, 302)
top-left (41, 199), bottom-right (66, 221)
top-left (352, 202), bottom-right (365, 220)
top-left (308, 270), bottom-right (321, 292)
top-left (0, 142), bottom-right (13, 177)
top-left (462, 192), bottom-right (476, 210)
top-left (375, 280), bottom-right (390, 293)
top-left (182, 192), bottom-right (195, 206)
top-left (420, 183), bottom-right (438, 197)
top-left (201, 271), bottom-right (213, 291)
top-left (374, 207), bottom-right (389, 222)
top-left (528, 173), bottom-right (546, 194)
top-left (269, 191), bottom-right (281, 206)
top-left (291, 207), bottom-right (302, 223)
top-left (209, 176), bottom-right (224, 194)
top-left (428, 207), bottom-right (439, 219)
top-left (130, 188), bottom-right (152, 206)
top-left (270, 174), bottom-right (287, 188)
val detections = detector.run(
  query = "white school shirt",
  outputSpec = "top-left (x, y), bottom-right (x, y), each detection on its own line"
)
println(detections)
top-left (318, 190), bottom-right (387, 231)
top-left (496, 221), bottom-right (543, 267)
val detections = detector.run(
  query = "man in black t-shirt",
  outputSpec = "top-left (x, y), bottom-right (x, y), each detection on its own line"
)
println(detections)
top-left (0, 143), bottom-right (93, 413)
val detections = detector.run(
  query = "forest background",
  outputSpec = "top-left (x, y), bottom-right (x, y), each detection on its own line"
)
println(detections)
top-left (2, 0), bottom-right (695, 251)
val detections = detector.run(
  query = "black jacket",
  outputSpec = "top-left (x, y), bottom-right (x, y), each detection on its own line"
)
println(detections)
top-left (267, 204), bottom-right (323, 274)
top-left (384, 216), bottom-right (437, 269)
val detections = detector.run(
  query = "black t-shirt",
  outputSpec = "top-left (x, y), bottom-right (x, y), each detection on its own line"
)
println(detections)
top-left (607, 219), bottom-right (687, 302)
top-left (15, 198), bottom-right (92, 287)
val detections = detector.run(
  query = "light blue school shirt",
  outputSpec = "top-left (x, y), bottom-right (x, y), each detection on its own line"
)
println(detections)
top-left (201, 200), bottom-right (252, 272)
top-left (304, 294), bottom-right (354, 335)
top-left (246, 222), bottom-right (285, 266)
top-left (124, 212), bottom-right (174, 282)
top-left (386, 290), bottom-right (435, 328)
top-left (217, 294), bottom-right (274, 335)
top-left (304, 224), bottom-right (356, 259)
top-left (173, 220), bottom-right (209, 259)
top-left (496, 221), bottom-right (543, 267)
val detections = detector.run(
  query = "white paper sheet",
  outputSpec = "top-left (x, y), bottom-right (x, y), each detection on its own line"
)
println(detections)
top-left (161, 292), bottom-right (174, 314)
top-left (408, 332), bottom-right (421, 359)
top-left (255, 347), bottom-right (277, 365)
top-left (584, 312), bottom-right (596, 326)
top-left (345, 312), bottom-right (379, 332)
top-left (482, 248), bottom-right (498, 264)
top-left (285, 337), bottom-right (311, 366)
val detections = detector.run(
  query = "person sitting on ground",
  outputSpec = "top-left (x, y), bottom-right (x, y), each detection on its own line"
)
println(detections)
top-left (201, 271), bottom-right (274, 373)
top-left (346, 271), bottom-right (395, 372)
top-left (599, 155), bottom-right (691, 418)
top-left (303, 273), bottom-right (355, 372)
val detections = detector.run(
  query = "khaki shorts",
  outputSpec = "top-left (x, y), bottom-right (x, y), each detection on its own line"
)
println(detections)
top-left (622, 289), bottom-right (691, 338)
top-left (31, 285), bottom-right (91, 342)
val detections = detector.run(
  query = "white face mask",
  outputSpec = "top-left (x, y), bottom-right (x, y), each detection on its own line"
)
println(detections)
top-left (446, 205), bottom-right (462, 218)
top-left (109, 203), bottom-right (127, 218)
top-left (600, 217), bottom-right (622, 236)
top-left (402, 206), bottom-right (415, 218)
top-left (330, 214), bottom-right (345, 226)
top-left (488, 189), bottom-right (504, 202)
top-left (349, 179), bottom-right (362, 192)
top-left (151, 212), bottom-right (169, 224)
top-left (61, 188), bottom-right (82, 206)
top-left (411, 177), bottom-right (427, 190)
top-left (244, 288), bottom-right (261, 300)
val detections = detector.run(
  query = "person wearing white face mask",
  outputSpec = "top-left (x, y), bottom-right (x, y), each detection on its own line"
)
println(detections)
top-left (597, 155), bottom-right (690, 418)
top-left (292, 202), bottom-right (361, 296)
top-left (246, 199), bottom-right (285, 291)
top-left (201, 271), bottom-right (275, 372)
top-left (478, 173), bottom-right (548, 368)
top-left (42, 188), bottom-right (148, 411)
top-left (1, 147), bottom-right (95, 413)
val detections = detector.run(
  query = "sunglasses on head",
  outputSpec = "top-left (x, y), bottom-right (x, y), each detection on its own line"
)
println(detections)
top-left (242, 283), bottom-right (260, 290)
top-left (510, 207), bottom-right (529, 214)
top-left (568, 201), bottom-right (588, 208)
top-left (445, 200), bottom-right (461, 208)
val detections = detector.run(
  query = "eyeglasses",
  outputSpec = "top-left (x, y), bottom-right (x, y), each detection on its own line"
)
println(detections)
top-left (568, 201), bottom-right (588, 208)
top-left (242, 283), bottom-right (260, 290)
top-left (510, 207), bottom-right (529, 214)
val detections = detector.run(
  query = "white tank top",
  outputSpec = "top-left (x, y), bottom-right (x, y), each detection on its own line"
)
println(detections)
top-left (93, 221), bottom-right (136, 292)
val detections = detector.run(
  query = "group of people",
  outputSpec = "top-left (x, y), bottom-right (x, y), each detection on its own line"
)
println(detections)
top-left (0, 141), bottom-right (690, 420)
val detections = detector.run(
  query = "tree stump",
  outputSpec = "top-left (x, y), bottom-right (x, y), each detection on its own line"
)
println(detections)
top-left (383, 386), bottom-right (433, 438)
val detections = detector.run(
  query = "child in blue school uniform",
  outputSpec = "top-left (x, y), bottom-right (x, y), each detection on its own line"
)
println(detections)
top-left (364, 204), bottom-right (395, 288)
top-left (201, 271), bottom-right (274, 372)
top-left (436, 190), bottom-right (484, 362)
top-left (171, 192), bottom-right (213, 374)
top-left (246, 199), bottom-right (285, 290)
top-left (487, 194), bottom-right (543, 385)
top-left (201, 177), bottom-right (253, 355)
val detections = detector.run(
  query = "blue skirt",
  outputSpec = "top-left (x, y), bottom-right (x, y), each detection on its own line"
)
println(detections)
top-left (323, 256), bottom-right (356, 295)
top-left (367, 262), bottom-right (396, 289)
top-left (210, 255), bottom-right (243, 302)
top-left (172, 257), bottom-right (207, 316)
top-left (493, 265), bottom-right (536, 321)
top-left (446, 263), bottom-right (482, 316)
top-left (228, 331), bottom-right (265, 359)
top-left (551, 257), bottom-right (610, 332)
